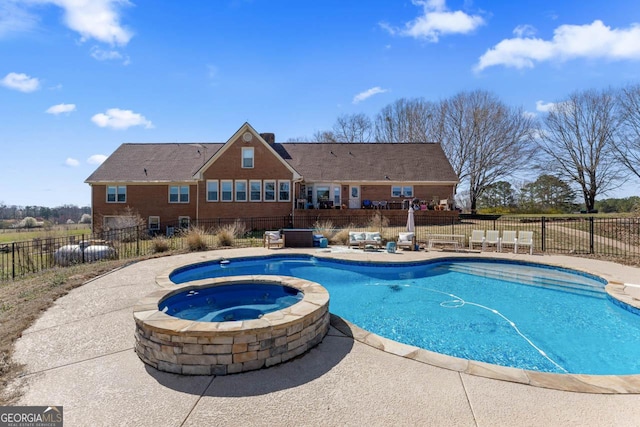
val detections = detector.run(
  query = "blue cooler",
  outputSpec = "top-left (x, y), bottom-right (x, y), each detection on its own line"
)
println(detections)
top-left (386, 241), bottom-right (397, 253)
top-left (319, 238), bottom-right (328, 248)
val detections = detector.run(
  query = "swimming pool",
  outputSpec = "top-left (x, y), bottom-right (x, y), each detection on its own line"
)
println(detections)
top-left (168, 255), bottom-right (640, 376)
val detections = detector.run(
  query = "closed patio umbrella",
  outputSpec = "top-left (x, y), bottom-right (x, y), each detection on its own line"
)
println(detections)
top-left (406, 206), bottom-right (415, 233)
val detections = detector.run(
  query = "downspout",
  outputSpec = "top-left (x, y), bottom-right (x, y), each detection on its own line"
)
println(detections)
top-left (196, 180), bottom-right (199, 222)
top-left (292, 177), bottom-right (304, 222)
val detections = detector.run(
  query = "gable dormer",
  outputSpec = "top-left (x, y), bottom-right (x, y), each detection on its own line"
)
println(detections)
top-left (193, 122), bottom-right (301, 181)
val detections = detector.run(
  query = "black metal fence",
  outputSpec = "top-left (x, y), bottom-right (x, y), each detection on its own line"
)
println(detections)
top-left (1, 214), bottom-right (638, 281)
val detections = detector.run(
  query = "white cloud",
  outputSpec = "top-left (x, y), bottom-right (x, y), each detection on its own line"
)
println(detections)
top-left (90, 46), bottom-right (130, 64)
top-left (513, 24), bottom-right (536, 38)
top-left (91, 108), bottom-right (153, 130)
top-left (87, 154), bottom-right (107, 165)
top-left (476, 20), bottom-right (640, 71)
top-left (381, 0), bottom-right (485, 42)
top-left (0, 1), bottom-right (40, 37)
top-left (65, 157), bottom-right (79, 167)
top-left (353, 87), bottom-right (388, 104)
top-left (1, 72), bottom-right (40, 92)
top-left (536, 100), bottom-right (555, 112)
top-left (523, 111), bottom-right (537, 119)
top-left (46, 103), bottom-right (76, 115)
top-left (39, 0), bottom-right (133, 45)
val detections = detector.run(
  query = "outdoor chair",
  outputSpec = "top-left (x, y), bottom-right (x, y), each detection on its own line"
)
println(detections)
top-left (348, 231), bottom-right (383, 249)
top-left (484, 230), bottom-right (500, 251)
top-left (264, 230), bottom-right (285, 249)
top-left (469, 230), bottom-right (485, 250)
top-left (397, 232), bottom-right (416, 251)
top-left (516, 231), bottom-right (534, 255)
top-left (500, 230), bottom-right (518, 253)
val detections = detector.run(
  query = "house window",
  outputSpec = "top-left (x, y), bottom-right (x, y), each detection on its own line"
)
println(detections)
top-left (264, 180), bottom-right (276, 201)
top-left (334, 187), bottom-right (341, 206)
top-left (235, 180), bottom-right (247, 201)
top-left (106, 185), bottom-right (126, 203)
top-left (178, 216), bottom-right (190, 229)
top-left (278, 180), bottom-right (291, 202)
top-left (221, 180), bottom-right (233, 201)
top-left (148, 216), bottom-right (160, 231)
top-left (206, 180), bottom-right (218, 202)
top-left (242, 147), bottom-right (254, 168)
top-left (169, 185), bottom-right (189, 203)
top-left (250, 180), bottom-right (261, 201)
top-left (391, 185), bottom-right (413, 198)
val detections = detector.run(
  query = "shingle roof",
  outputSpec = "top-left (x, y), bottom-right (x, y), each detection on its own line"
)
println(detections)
top-left (85, 143), bottom-right (223, 182)
top-left (86, 141), bottom-right (458, 184)
top-left (274, 142), bottom-right (458, 183)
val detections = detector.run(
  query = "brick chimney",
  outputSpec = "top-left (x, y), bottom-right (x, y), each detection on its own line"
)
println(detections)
top-left (260, 133), bottom-right (275, 145)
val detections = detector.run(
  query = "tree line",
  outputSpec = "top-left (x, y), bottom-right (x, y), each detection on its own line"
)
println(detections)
top-left (0, 203), bottom-right (91, 226)
top-left (297, 86), bottom-right (640, 213)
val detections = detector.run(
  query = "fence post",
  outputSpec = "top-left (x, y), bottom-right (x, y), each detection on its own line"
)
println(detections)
top-left (541, 217), bottom-right (546, 252)
top-left (12, 242), bottom-right (15, 280)
top-left (137, 226), bottom-right (140, 256)
top-left (81, 234), bottom-right (85, 263)
top-left (589, 217), bottom-right (594, 254)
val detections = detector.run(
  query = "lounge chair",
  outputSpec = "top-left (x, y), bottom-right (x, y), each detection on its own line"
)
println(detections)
top-left (469, 230), bottom-right (485, 250)
top-left (397, 232), bottom-right (416, 251)
top-left (264, 230), bottom-right (285, 249)
top-left (348, 231), bottom-right (383, 249)
top-left (500, 230), bottom-right (518, 253)
top-left (484, 230), bottom-right (500, 251)
top-left (516, 231), bottom-right (534, 255)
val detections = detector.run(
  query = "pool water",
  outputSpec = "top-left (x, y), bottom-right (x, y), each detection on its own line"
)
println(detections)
top-left (160, 283), bottom-right (303, 322)
top-left (170, 255), bottom-right (640, 375)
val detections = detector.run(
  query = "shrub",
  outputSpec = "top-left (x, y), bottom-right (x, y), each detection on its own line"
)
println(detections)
top-left (367, 211), bottom-right (389, 230)
top-left (151, 236), bottom-right (170, 253)
top-left (186, 226), bottom-right (208, 251)
top-left (313, 219), bottom-right (335, 240)
top-left (214, 220), bottom-right (247, 247)
top-left (331, 226), bottom-right (353, 245)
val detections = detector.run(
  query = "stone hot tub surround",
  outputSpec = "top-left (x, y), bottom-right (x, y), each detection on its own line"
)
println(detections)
top-left (134, 275), bottom-right (330, 375)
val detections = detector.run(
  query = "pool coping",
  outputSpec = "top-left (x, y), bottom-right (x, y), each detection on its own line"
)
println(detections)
top-left (155, 251), bottom-right (640, 394)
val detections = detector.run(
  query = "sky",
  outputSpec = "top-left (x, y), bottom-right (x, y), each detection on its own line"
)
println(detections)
top-left (1, 0), bottom-right (639, 208)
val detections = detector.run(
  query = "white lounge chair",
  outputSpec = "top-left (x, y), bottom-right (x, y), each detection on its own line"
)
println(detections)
top-left (500, 230), bottom-right (518, 253)
top-left (349, 231), bottom-right (383, 249)
top-left (397, 232), bottom-right (416, 251)
top-left (264, 230), bottom-right (285, 249)
top-left (516, 231), bottom-right (534, 255)
top-left (469, 230), bottom-right (485, 250)
top-left (484, 230), bottom-right (500, 251)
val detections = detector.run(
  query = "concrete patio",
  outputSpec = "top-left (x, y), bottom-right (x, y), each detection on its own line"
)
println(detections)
top-left (8, 248), bottom-right (640, 426)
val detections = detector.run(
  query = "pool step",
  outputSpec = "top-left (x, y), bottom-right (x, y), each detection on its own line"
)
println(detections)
top-left (445, 263), bottom-right (604, 297)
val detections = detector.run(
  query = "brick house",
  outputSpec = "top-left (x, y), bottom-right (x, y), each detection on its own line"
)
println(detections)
top-left (85, 122), bottom-right (458, 232)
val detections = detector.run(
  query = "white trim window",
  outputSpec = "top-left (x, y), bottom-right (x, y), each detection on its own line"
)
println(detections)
top-left (106, 185), bottom-right (126, 203)
top-left (221, 180), bottom-right (233, 202)
top-left (250, 180), bottom-right (262, 202)
top-left (242, 147), bottom-right (254, 168)
top-left (264, 180), bottom-right (276, 201)
top-left (391, 185), bottom-right (413, 198)
top-left (235, 180), bottom-right (247, 201)
top-left (278, 180), bottom-right (291, 202)
top-left (169, 185), bottom-right (189, 203)
top-left (206, 180), bottom-right (219, 202)
top-left (148, 216), bottom-right (160, 231)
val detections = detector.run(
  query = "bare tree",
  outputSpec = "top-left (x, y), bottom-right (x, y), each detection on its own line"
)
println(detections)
top-left (536, 88), bottom-right (624, 212)
top-left (332, 113), bottom-right (373, 142)
top-left (311, 130), bottom-right (338, 142)
top-left (616, 83), bottom-right (640, 179)
top-left (373, 98), bottom-right (440, 142)
top-left (439, 90), bottom-right (535, 213)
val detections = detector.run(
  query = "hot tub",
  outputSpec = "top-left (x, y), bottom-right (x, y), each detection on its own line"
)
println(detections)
top-left (134, 275), bottom-right (330, 375)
